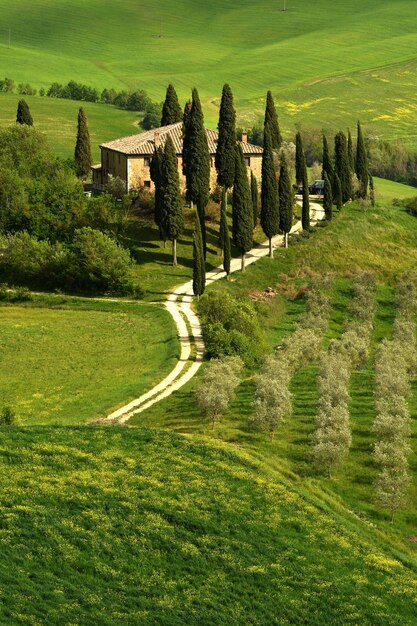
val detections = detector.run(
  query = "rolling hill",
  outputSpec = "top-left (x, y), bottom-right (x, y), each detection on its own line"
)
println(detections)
top-left (1, 0), bottom-right (417, 144)
top-left (0, 428), bottom-right (416, 625)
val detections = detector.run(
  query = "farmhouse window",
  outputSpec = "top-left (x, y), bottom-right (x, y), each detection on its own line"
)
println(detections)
top-left (245, 157), bottom-right (251, 167)
top-left (144, 157), bottom-right (151, 167)
top-left (144, 180), bottom-right (151, 189)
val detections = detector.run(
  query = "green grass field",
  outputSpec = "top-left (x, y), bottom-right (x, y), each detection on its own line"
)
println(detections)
top-left (0, 299), bottom-right (179, 424)
top-left (1, 0), bottom-right (417, 148)
top-left (0, 93), bottom-right (139, 160)
top-left (131, 194), bottom-right (417, 555)
top-left (0, 427), bottom-right (415, 625)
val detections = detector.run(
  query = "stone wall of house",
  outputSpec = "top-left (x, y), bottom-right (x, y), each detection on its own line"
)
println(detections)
top-left (101, 149), bottom-right (128, 187)
top-left (101, 149), bottom-right (263, 193)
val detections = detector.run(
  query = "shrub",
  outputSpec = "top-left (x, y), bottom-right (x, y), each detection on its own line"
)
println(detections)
top-left (199, 292), bottom-right (265, 367)
top-left (69, 227), bottom-right (134, 294)
top-left (0, 406), bottom-right (15, 425)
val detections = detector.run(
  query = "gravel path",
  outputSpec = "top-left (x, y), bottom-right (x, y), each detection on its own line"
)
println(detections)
top-left (103, 200), bottom-right (325, 424)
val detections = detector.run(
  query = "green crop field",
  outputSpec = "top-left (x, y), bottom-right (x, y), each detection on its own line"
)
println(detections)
top-left (0, 0), bottom-right (417, 154)
top-left (0, 299), bottom-right (179, 425)
top-left (0, 427), bottom-right (416, 625)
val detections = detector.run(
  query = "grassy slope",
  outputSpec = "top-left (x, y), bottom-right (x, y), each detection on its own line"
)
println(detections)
top-left (0, 299), bottom-right (179, 424)
top-left (1, 0), bottom-right (417, 145)
top-left (0, 93), bottom-right (139, 160)
top-left (131, 192), bottom-right (417, 555)
top-left (0, 428), bottom-right (416, 625)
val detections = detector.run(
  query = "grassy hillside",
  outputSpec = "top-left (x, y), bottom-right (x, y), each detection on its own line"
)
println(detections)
top-left (1, 0), bottom-right (417, 143)
top-left (0, 298), bottom-right (179, 424)
top-left (0, 427), bottom-right (416, 625)
top-left (131, 195), bottom-right (417, 553)
top-left (0, 94), bottom-right (139, 160)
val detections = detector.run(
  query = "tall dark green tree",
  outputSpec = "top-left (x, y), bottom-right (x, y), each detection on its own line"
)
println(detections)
top-left (278, 154), bottom-right (293, 249)
top-left (295, 131), bottom-right (305, 186)
top-left (264, 91), bottom-right (282, 149)
top-left (74, 107), bottom-right (92, 180)
top-left (220, 188), bottom-right (231, 277)
top-left (369, 173), bottom-right (375, 207)
top-left (161, 135), bottom-right (184, 266)
top-left (334, 131), bottom-right (352, 203)
top-left (302, 159), bottom-right (310, 231)
top-left (355, 121), bottom-right (369, 198)
top-left (182, 89), bottom-right (211, 209)
top-left (215, 83), bottom-right (236, 192)
top-left (16, 99), bottom-right (33, 126)
top-left (182, 99), bottom-right (192, 180)
top-left (150, 146), bottom-right (166, 245)
top-left (260, 127), bottom-right (279, 257)
top-left (334, 172), bottom-right (343, 211)
top-left (323, 173), bottom-right (333, 220)
top-left (196, 194), bottom-right (207, 260)
top-left (322, 135), bottom-right (333, 183)
top-left (348, 129), bottom-right (354, 172)
top-left (161, 84), bottom-right (182, 126)
top-left (233, 144), bottom-right (253, 271)
top-left (192, 214), bottom-right (205, 299)
top-left (251, 171), bottom-right (259, 228)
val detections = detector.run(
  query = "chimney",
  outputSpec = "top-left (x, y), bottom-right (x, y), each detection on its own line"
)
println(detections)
top-left (242, 131), bottom-right (248, 143)
top-left (154, 130), bottom-right (161, 147)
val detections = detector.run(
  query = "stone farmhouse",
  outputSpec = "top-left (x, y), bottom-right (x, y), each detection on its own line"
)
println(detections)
top-left (92, 122), bottom-right (263, 193)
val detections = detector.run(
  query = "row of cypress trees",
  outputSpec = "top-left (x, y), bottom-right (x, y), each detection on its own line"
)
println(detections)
top-left (152, 84), bottom-right (298, 295)
top-left (322, 122), bottom-right (370, 217)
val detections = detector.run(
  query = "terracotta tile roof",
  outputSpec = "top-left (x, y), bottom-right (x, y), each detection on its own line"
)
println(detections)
top-left (100, 122), bottom-right (263, 156)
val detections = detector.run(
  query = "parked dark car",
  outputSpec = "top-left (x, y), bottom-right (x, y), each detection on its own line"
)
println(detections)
top-left (309, 180), bottom-right (325, 195)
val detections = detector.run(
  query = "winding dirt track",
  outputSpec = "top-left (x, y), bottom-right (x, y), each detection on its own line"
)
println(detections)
top-left (103, 200), bottom-right (325, 424)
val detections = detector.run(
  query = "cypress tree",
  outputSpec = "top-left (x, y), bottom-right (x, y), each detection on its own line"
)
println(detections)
top-left (161, 84), bottom-right (182, 126)
top-left (233, 144), bottom-right (253, 271)
top-left (302, 160), bottom-right (310, 230)
top-left (334, 131), bottom-right (352, 203)
top-left (278, 154), bottom-right (293, 249)
top-left (355, 121), bottom-right (369, 198)
top-left (348, 129), bottom-right (354, 172)
top-left (150, 146), bottom-right (166, 245)
top-left (16, 99), bottom-right (33, 126)
top-left (74, 107), bottom-right (92, 180)
top-left (197, 194), bottom-right (207, 260)
top-left (215, 83), bottom-right (236, 191)
top-left (295, 131), bottom-right (304, 187)
top-left (251, 172), bottom-right (259, 228)
top-left (182, 99), bottom-right (192, 188)
top-left (161, 135), bottom-right (184, 266)
top-left (182, 89), bottom-right (211, 209)
top-left (369, 173), bottom-right (375, 207)
top-left (322, 135), bottom-right (333, 183)
top-left (260, 127), bottom-right (279, 257)
top-left (220, 189), bottom-right (231, 277)
top-left (192, 214), bottom-right (206, 299)
top-left (334, 173), bottom-right (343, 211)
top-left (264, 91), bottom-right (282, 149)
top-left (323, 173), bottom-right (333, 220)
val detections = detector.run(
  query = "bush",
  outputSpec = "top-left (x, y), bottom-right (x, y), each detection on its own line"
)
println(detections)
top-left (0, 229), bottom-right (136, 295)
top-left (0, 406), bottom-right (15, 425)
top-left (69, 227), bottom-right (134, 294)
top-left (199, 292), bottom-right (265, 367)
